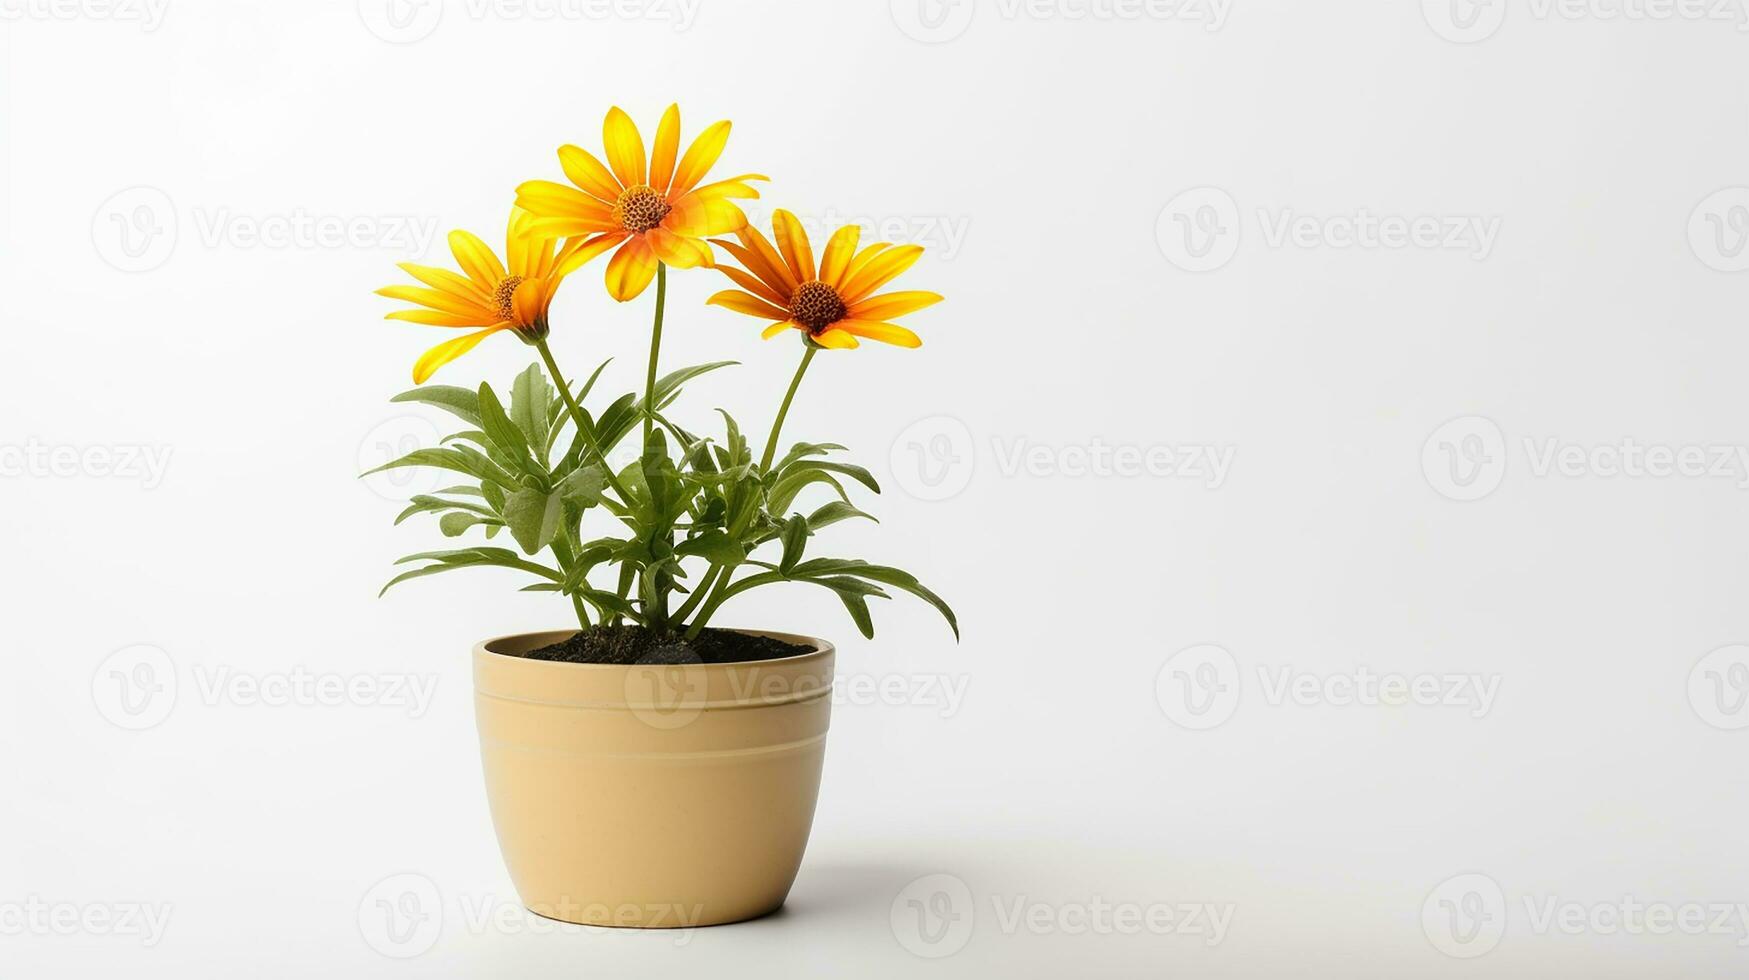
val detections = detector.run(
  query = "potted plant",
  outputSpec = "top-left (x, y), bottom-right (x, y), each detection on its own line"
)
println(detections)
top-left (366, 104), bottom-right (957, 928)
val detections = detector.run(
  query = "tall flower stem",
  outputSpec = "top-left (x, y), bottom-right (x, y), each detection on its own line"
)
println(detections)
top-left (534, 337), bottom-right (632, 506)
top-left (643, 263), bottom-right (668, 448)
top-left (642, 262), bottom-right (670, 628)
top-left (682, 344), bottom-right (819, 640)
top-left (760, 344), bottom-right (817, 472)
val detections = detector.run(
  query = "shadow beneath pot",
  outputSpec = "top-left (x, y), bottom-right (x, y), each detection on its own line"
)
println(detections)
top-left (770, 862), bottom-right (941, 922)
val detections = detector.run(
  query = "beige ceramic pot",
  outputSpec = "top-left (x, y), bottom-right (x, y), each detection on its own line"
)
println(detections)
top-left (473, 629), bottom-right (834, 928)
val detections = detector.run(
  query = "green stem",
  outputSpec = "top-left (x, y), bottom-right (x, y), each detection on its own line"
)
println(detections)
top-left (684, 345), bottom-right (819, 640)
top-left (760, 345), bottom-right (817, 472)
top-left (672, 565), bottom-right (722, 624)
top-left (548, 539), bottom-right (592, 631)
top-left (534, 338), bottom-right (632, 505)
top-left (639, 263), bottom-right (671, 628)
top-left (643, 263), bottom-right (667, 448)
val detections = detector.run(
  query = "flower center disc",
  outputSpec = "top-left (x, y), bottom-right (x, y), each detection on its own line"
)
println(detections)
top-left (789, 281), bottom-right (846, 333)
top-left (614, 185), bottom-right (672, 234)
top-left (493, 275), bottom-right (525, 322)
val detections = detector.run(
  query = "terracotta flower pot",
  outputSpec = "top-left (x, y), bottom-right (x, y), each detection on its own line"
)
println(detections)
top-left (472, 629), bottom-right (834, 928)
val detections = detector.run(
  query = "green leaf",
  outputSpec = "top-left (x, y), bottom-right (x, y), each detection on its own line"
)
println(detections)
top-left (778, 515), bottom-right (809, 573)
top-left (767, 468), bottom-right (848, 515)
top-left (439, 511), bottom-right (492, 537)
top-left (502, 488), bottom-right (564, 555)
top-left (559, 464), bottom-right (611, 508)
top-left (636, 361), bottom-right (738, 416)
top-left (676, 530), bottom-right (745, 565)
top-left (477, 382), bottom-right (540, 477)
top-left (391, 386), bottom-right (480, 426)
top-left (773, 441), bottom-right (848, 474)
top-left (835, 590), bottom-right (875, 639)
top-left (510, 363), bottom-right (553, 453)
top-left (361, 446), bottom-right (518, 490)
top-left (807, 500), bottom-right (878, 530)
top-left (840, 564), bottom-right (960, 641)
top-left (786, 459), bottom-right (880, 494)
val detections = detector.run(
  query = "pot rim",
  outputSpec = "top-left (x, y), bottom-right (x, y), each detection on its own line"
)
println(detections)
top-left (473, 627), bottom-right (835, 672)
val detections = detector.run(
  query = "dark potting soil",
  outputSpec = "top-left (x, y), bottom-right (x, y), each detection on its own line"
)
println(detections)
top-left (521, 625), bottom-right (814, 666)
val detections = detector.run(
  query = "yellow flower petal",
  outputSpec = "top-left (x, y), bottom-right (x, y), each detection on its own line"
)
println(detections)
top-left (377, 285), bottom-right (489, 320)
top-left (835, 319), bottom-right (922, 348)
top-left (686, 174), bottom-right (766, 201)
top-left (720, 227), bottom-right (797, 294)
top-left (554, 232), bottom-right (627, 278)
top-left (664, 195), bottom-right (749, 238)
top-left (386, 309), bottom-right (491, 327)
top-left (842, 241), bottom-right (893, 281)
top-left (516, 180), bottom-right (615, 221)
top-left (510, 277), bottom-right (548, 326)
top-left (707, 289), bottom-right (791, 320)
top-left (522, 215), bottom-right (618, 239)
top-left (412, 326), bottom-right (506, 383)
top-left (649, 104), bottom-right (681, 193)
top-left (816, 225), bottom-right (860, 288)
top-left (448, 230), bottom-right (507, 290)
top-left (847, 290), bottom-right (943, 321)
top-left (762, 320), bottom-right (799, 340)
top-left (646, 227), bottom-right (714, 269)
top-left (604, 236), bottom-right (659, 302)
top-left (771, 210), bottom-right (815, 283)
top-left (396, 262), bottom-right (491, 305)
top-left (714, 264), bottom-right (789, 308)
top-left (603, 106), bottom-right (646, 189)
top-left (557, 145), bottom-right (624, 203)
top-left (813, 328), bottom-right (860, 350)
top-left (670, 120), bottom-right (731, 197)
top-left (840, 244), bottom-right (924, 304)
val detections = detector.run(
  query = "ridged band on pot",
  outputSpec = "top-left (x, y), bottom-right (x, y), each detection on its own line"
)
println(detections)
top-left (473, 630), bottom-right (834, 928)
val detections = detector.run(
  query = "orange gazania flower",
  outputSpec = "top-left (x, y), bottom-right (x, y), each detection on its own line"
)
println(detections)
top-left (377, 208), bottom-right (613, 383)
top-left (514, 105), bottom-right (765, 302)
top-left (707, 211), bottom-right (942, 350)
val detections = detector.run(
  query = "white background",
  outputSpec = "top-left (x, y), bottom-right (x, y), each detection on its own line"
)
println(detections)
top-left (5, 0), bottom-right (1749, 976)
